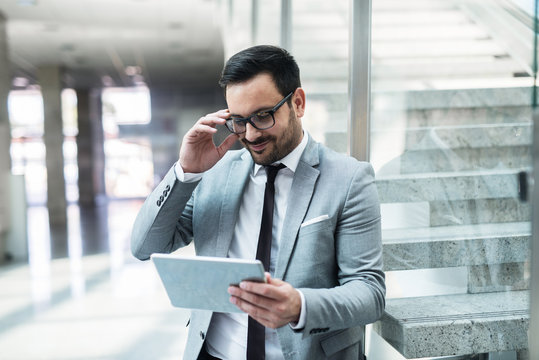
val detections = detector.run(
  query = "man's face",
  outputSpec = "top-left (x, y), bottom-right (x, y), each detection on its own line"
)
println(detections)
top-left (225, 73), bottom-right (304, 166)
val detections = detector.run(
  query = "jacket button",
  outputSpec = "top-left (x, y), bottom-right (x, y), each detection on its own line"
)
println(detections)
top-left (157, 200), bottom-right (162, 206)
top-left (199, 331), bottom-right (205, 340)
top-left (165, 185), bottom-right (171, 191)
top-left (159, 195), bottom-right (164, 202)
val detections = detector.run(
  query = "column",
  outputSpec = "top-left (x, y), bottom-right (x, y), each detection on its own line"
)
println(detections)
top-left (76, 88), bottom-right (105, 206)
top-left (0, 12), bottom-right (11, 263)
top-left (37, 65), bottom-right (67, 225)
top-left (149, 88), bottom-right (180, 182)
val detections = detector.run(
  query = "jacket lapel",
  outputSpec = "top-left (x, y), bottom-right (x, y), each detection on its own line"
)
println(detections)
top-left (275, 138), bottom-right (320, 280)
top-left (215, 152), bottom-right (253, 257)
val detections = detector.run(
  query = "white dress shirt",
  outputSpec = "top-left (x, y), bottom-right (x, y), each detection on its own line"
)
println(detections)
top-left (175, 132), bottom-right (308, 360)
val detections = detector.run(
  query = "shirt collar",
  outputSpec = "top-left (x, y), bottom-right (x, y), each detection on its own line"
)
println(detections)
top-left (246, 131), bottom-right (309, 175)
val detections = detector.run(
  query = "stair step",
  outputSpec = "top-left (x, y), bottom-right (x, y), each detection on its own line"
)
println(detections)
top-left (372, 24), bottom-right (488, 41)
top-left (373, 105), bottom-right (532, 128)
top-left (382, 222), bottom-right (530, 271)
top-left (373, 87), bottom-right (534, 110)
top-left (300, 58), bottom-right (525, 81)
top-left (295, 24), bottom-right (490, 43)
top-left (372, 290), bottom-right (530, 358)
top-left (373, 39), bottom-right (506, 59)
top-left (429, 199), bottom-right (530, 227)
top-left (397, 146), bottom-right (531, 174)
top-left (376, 169), bottom-right (522, 203)
top-left (373, 10), bottom-right (473, 26)
top-left (373, 58), bottom-right (525, 79)
top-left (379, 123), bottom-right (530, 149)
top-left (304, 87), bottom-right (534, 110)
top-left (373, 0), bottom-right (456, 11)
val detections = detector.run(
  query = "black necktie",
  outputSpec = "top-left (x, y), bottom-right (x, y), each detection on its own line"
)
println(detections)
top-left (247, 163), bottom-right (286, 360)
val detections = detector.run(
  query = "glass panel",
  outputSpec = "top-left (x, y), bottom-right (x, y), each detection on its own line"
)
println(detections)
top-left (292, 0), bottom-right (349, 153)
top-left (101, 87), bottom-right (154, 198)
top-left (8, 89), bottom-right (79, 205)
top-left (254, 0), bottom-right (281, 45)
top-left (369, 0), bottom-right (534, 358)
top-left (529, 1), bottom-right (539, 358)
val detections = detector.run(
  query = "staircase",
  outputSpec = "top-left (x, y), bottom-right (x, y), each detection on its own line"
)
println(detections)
top-left (291, 0), bottom-right (532, 358)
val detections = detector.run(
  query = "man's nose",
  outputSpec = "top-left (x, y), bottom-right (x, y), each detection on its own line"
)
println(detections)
top-left (244, 122), bottom-right (261, 142)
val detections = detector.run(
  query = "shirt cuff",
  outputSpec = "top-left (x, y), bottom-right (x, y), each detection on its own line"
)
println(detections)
top-left (174, 162), bottom-right (204, 183)
top-left (289, 290), bottom-right (306, 330)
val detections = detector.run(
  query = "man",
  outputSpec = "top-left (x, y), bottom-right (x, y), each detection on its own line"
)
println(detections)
top-left (131, 45), bottom-right (385, 360)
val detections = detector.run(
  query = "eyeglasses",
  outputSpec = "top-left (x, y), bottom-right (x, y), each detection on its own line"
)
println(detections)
top-left (225, 92), bottom-right (293, 134)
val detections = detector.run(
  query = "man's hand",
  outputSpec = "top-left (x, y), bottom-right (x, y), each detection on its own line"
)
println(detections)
top-left (179, 109), bottom-right (238, 174)
top-left (228, 273), bottom-right (302, 329)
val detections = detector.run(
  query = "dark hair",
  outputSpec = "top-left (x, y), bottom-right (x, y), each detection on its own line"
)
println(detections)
top-left (219, 45), bottom-right (301, 98)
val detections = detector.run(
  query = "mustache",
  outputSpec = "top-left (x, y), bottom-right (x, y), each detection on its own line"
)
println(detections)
top-left (242, 136), bottom-right (274, 146)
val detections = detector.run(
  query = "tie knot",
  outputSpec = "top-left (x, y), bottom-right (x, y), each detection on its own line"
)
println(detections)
top-left (265, 163), bottom-right (286, 184)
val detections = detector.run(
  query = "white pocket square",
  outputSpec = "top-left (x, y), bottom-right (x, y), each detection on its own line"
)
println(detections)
top-left (300, 214), bottom-right (330, 228)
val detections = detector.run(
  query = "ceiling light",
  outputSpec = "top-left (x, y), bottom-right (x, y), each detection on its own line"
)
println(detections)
top-left (12, 77), bottom-right (29, 87)
top-left (125, 66), bottom-right (142, 76)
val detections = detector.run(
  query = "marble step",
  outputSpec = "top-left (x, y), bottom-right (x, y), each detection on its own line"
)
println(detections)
top-left (396, 145), bottom-right (531, 174)
top-left (304, 77), bottom-right (533, 93)
top-left (294, 38), bottom-right (508, 63)
top-left (373, 0), bottom-right (455, 11)
top-left (382, 222), bottom-right (530, 271)
top-left (429, 198), bottom-right (530, 227)
top-left (305, 87), bottom-right (534, 113)
top-left (295, 23), bottom-right (489, 44)
top-left (372, 290), bottom-right (529, 358)
top-left (305, 97), bottom-right (531, 129)
top-left (373, 105), bottom-right (532, 128)
top-left (299, 58), bottom-right (524, 82)
top-left (376, 169), bottom-right (522, 203)
top-left (376, 123), bottom-right (530, 149)
top-left (382, 86), bottom-right (533, 110)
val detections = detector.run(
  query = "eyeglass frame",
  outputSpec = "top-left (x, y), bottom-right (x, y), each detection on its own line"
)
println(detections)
top-left (224, 91), bottom-right (294, 134)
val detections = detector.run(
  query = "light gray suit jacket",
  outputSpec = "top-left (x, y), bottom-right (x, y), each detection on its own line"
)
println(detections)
top-left (131, 137), bottom-right (385, 360)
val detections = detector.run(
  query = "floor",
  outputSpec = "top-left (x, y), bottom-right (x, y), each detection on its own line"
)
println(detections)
top-left (0, 200), bottom-right (194, 360)
top-left (0, 198), bottom-right (470, 360)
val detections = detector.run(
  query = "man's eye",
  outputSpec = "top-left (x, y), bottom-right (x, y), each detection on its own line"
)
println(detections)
top-left (256, 112), bottom-right (271, 119)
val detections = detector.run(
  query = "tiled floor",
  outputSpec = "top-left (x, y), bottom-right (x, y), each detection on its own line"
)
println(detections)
top-left (0, 200), bottom-right (193, 360)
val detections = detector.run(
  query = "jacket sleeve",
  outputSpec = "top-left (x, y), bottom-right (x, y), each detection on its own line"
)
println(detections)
top-left (131, 165), bottom-right (199, 260)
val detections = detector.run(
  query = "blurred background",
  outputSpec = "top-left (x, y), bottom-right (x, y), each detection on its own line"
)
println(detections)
top-left (0, 0), bottom-right (538, 359)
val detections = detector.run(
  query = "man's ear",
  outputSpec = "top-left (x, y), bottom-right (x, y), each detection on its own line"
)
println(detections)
top-left (293, 88), bottom-right (306, 118)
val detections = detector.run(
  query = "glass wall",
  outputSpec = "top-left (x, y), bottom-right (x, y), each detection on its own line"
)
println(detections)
top-left (370, 0), bottom-right (533, 358)
top-left (224, 0), bottom-right (535, 358)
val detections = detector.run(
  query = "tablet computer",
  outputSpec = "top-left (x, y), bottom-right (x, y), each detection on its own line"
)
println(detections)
top-left (151, 253), bottom-right (266, 313)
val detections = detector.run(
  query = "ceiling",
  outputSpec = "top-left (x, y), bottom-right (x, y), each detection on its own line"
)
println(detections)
top-left (0, 0), bottom-right (225, 90)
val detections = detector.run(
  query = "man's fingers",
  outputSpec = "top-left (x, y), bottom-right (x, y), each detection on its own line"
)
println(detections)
top-left (184, 124), bottom-right (218, 142)
top-left (197, 110), bottom-right (229, 126)
top-left (229, 286), bottom-right (274, 311)
top-left (229, 296), bottom-right (274, 327)
top-left (238, 281), bottom-right (285, 301)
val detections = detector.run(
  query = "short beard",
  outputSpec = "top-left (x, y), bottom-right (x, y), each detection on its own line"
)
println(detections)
top-left (242, 107), bottom-right (302, 166)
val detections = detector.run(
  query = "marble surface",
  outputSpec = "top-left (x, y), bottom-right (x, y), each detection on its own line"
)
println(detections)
top-left (374, 87), bottom-right (535, 112)
top-left (372, 105), bottom-right (532, 129)
top-left (429, 198), bottom-right (530, 227)
top-left (468, 263), bottom-right (530, 293)
top-left (376, 168), bottom-right (521, 203)
top-left (373, 290), bottom-right (530, 358)
top-left (382, 222), bottom-right (531, 271)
